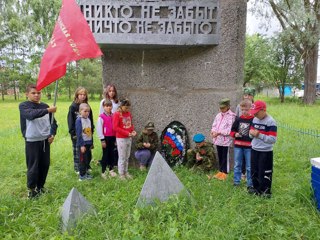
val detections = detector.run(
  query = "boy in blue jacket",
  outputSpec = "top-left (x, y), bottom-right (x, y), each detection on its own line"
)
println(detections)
top-left (19, 84), bottom-right (58, 199)
top-left (76, 103), bottom-right (94, 181)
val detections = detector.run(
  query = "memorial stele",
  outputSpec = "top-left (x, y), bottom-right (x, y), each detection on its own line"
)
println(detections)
top-left (78, 0), bottom-right (247, 157)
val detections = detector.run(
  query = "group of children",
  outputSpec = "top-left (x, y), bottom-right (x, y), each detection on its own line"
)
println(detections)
top-left (66, 85), bottom-right (159, 182)
top-left (19, 83), bottom-right (276, 199)
top-left (66, 85), bottom-right (136, 181)
top-left (211, 88), bottom-right (277, 197)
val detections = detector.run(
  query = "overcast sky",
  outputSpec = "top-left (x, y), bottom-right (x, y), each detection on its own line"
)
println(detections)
top-left (246, 2), bottom-right (280, 36)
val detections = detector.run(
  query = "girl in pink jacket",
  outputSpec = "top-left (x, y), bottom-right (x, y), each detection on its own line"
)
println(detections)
top-left (210, 98), bottom-right (235, 180)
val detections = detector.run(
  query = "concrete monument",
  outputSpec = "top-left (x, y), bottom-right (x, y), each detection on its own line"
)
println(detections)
top-left (61, 187), bottom-right (96, 233)
top-left (136, 151), bottom-right (190, 206)
top-left (79, 0), bottom-right (247, 156)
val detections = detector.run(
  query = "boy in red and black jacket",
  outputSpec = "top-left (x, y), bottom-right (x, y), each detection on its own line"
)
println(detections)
top-left (230, 99), bottom-right (254, 189)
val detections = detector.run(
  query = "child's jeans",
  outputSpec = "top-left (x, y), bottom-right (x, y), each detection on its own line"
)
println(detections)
top-left (116, 138), bottom-right (132, 175)
top-left (234, 147), bottom-right (252, 187)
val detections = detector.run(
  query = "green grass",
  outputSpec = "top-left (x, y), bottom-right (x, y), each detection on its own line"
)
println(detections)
top-left (0, 98), bottom-right (320, 239)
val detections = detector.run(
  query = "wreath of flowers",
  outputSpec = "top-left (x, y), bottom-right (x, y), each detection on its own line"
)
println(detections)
top-left (161, 125), bottom-right (186, 166)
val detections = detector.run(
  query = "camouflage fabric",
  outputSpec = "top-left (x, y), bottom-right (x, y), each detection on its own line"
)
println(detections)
top-left (135, 130), bottom-right (159, 154)
top-left (186, 141), bottom-right (218, 172)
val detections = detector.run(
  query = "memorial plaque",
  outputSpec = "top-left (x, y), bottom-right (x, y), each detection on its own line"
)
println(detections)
top-left (78, 0), bottom-right (220, 47)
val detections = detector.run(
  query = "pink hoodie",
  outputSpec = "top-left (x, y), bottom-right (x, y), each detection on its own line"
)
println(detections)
top-left (211, 109), bottom-right (236, 147)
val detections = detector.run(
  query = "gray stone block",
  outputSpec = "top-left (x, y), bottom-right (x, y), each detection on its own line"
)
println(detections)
top-left (61, 187), bottom-right (96, 233)
top-left (136, 151), bottom-right (190, 207)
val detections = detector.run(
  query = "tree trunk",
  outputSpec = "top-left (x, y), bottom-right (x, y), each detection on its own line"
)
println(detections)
top-left (13, 83), bottom-right (17, 100)
top-left (280, 86), bottom-right (285, 103)
top-left (303, 43), bottom-right (318, 104)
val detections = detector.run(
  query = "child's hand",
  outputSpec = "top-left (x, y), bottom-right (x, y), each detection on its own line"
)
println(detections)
top-left (48, 135), bottom-right (55, 144)
top-left (235, 133), bottom-right (242, 138)
top-left (81, 146), bottom-right (86, 153)
top-left (47, 106), bottom-right (57, 113)
top-left (101, 141), bottom-right (106, 148)
top-left (249, 129), bottom-right (260, 137)
top-left (211, 131), bottom-right (219, 138)
top-left (196, 153), bottom-right (203, 161)
top-left (143, 142), bottom-right (151, 148)
top-left (129, 131), bottom-right (137, 137)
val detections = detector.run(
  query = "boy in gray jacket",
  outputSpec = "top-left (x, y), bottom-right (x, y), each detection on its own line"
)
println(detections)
top-left (19, 84), bottom-right (57, 199)
top-left (249, 100), bottom-right (277, 197)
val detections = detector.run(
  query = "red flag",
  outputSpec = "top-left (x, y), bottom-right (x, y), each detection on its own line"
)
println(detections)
top-left (36, 0), bottom-right (103, 90)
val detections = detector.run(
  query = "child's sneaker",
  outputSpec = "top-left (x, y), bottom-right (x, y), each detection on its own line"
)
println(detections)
top-left (79, 175), bottom-right (87, 181)
top-left (101, 172), bottom-right (108, 180)
top-left (28, 188), bottom-right (39, 199)
top-left (216, 172), bottom-right (227, 180)
top-left (139, 165), bottom-right (147, 171)
top-left (125, 173), bottom-right (133, 180)
top-left (119, 174), bottom-right (126, 180)
top-left (213, 172), bottom-right (223, 179)
top-left (247, 186), bottom-right (258, 195)
top-left (109, 170), bottom-right (117, 177)
top-left (86, 173), bottom-right (93, 180)
top-left (241, 174), bottom-right (246, 181)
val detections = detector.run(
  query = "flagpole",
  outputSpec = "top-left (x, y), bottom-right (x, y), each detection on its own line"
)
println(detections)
top-left (51, 80), bottom-right (59, 124)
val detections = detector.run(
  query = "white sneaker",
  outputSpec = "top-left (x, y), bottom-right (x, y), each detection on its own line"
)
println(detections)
top-left (119, 175), bottom-right (126, 180)
top-left (125, 173), bottom-right (133, 180)
top-left (109, 170), bottom-right (117, 177)
top-left (140, 165), bottom-right (147, 171)
top-left (101, 172), bottom-right (108, 180)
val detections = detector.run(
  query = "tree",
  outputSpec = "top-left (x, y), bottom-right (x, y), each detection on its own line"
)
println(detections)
top-left (251, 0), bottom-right (320, 104)
top-left (244, 34), bottom-right (274, 90)
top-left (0, 0), bottom-right (102, 100)
top-left (244, 34), bottom-right (303, 102)
top-left (269, 34), bottom-right (303, 102)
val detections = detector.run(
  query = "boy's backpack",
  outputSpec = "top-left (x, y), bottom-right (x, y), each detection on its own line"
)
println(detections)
top-left (160, 121), bottom-right (189, 167)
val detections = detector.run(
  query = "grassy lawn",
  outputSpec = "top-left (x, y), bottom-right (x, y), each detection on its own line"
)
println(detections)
top-left (0, 97), bottom-right (319, 239)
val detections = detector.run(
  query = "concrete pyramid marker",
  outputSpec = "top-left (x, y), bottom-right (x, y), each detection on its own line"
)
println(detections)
top-left (136, 151), bottom-right (190, 207)
top-left (61, 187), bottom-right (95, 233)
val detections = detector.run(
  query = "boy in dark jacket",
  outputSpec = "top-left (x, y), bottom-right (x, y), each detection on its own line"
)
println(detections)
top-left (230, 99), bottom-right (254, 189)
top-left (19, 84), bottom-right (58, 199)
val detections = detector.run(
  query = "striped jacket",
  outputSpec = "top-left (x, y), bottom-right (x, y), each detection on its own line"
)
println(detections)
top-left (250, 114), bottom-right (277, 151)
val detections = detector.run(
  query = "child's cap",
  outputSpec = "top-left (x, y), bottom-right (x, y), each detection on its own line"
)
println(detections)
top-left (249, 100), bottom-right (266, 115)
top-left (219, 98), bottom-right (230, 108)
top-left (243, 87), bottom-right (255, 96)
top-left (193, 133), bottom-right (205, 143)
top-left (145, 122), bottom-right (155, 130)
